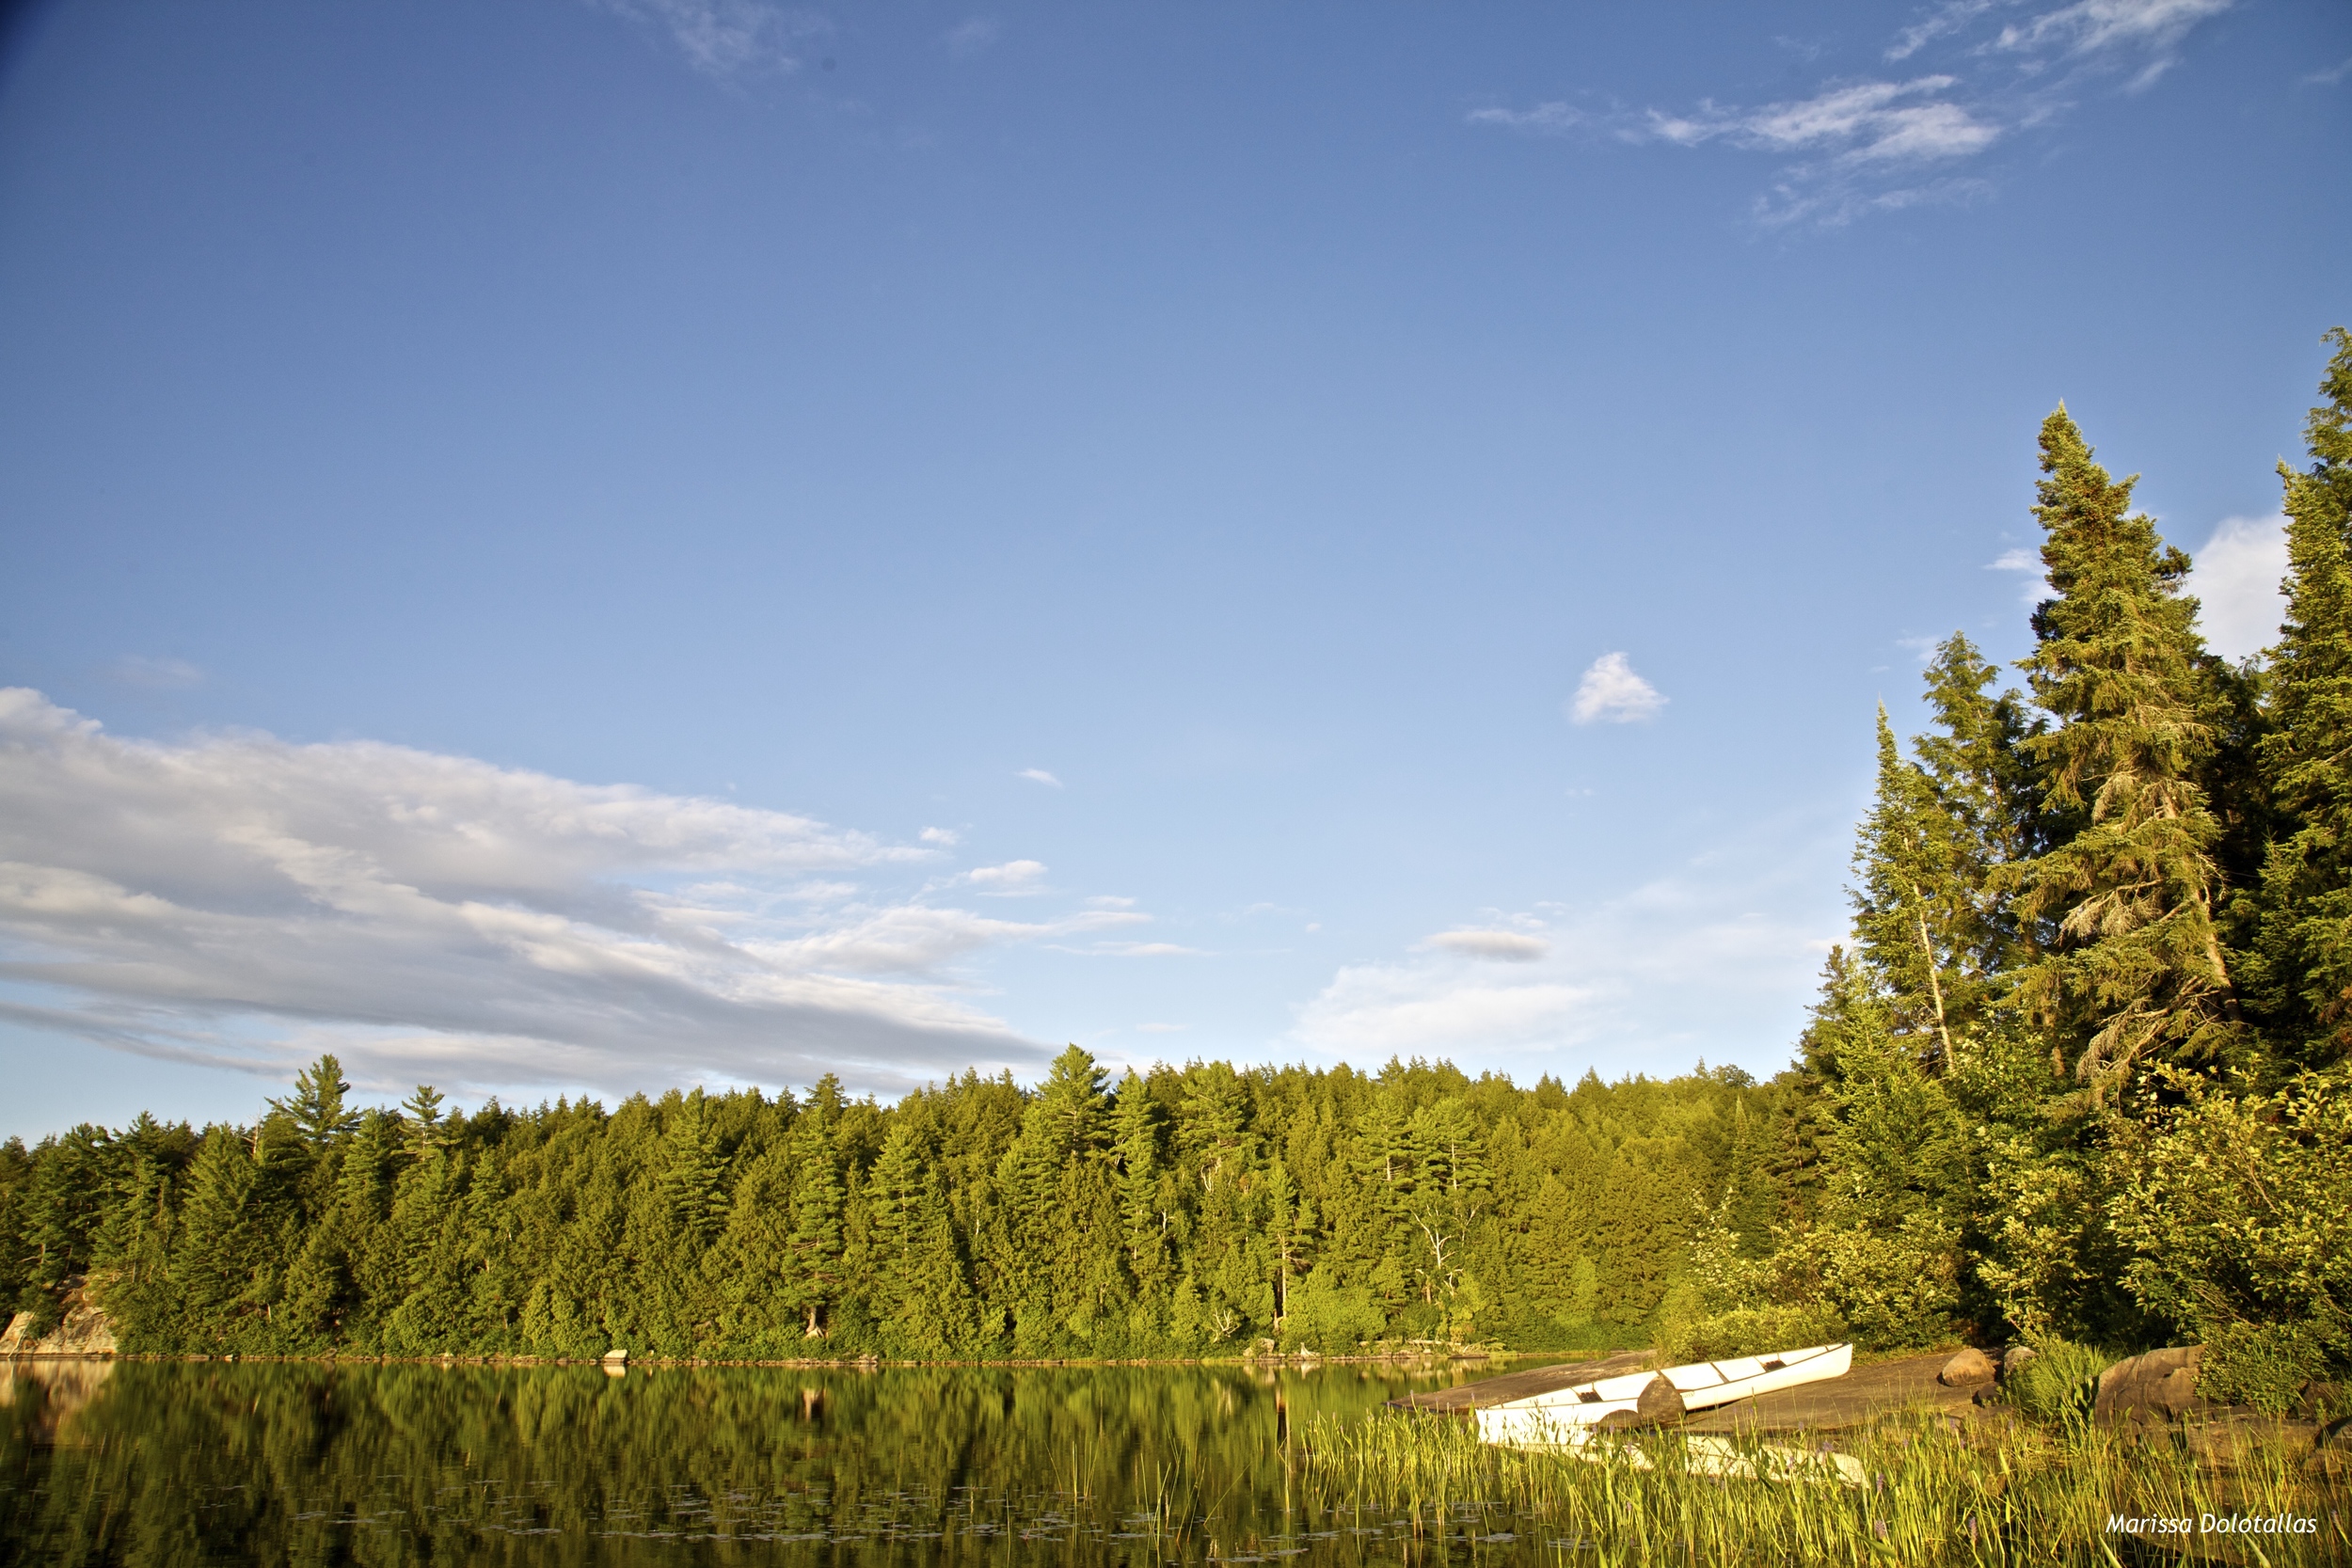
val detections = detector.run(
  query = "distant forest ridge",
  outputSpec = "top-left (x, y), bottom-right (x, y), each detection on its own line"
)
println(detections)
top-left (4, 332), bottom-right (2350, 1409)
top-left (4, 1048), bottom-right (1762, 1361)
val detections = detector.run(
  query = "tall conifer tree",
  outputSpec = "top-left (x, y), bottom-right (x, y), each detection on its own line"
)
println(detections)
top-left (2005, 408), bottom-right (2238, 1101)
top-left (2252, 328), bottom-right (2352, 1068)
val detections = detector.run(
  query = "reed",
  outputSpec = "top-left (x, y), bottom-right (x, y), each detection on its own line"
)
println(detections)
top-left (1294, 1408), bottom-right (2350, 1565)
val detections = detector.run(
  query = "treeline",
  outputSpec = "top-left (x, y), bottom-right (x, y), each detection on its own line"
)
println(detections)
top-left (2, 1053), bottom-right (1777, 1361)
top-left (4, 334), bottom-right (2350, 1406)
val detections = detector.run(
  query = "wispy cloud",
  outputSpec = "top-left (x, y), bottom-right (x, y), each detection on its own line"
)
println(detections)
top-left (1987, 544), bottom-right (2053, 604)
top-left (1569, 653), bottom-right (1666, 725)
top-left (108, 656), bottom-right (204, 690)
top-left (1470, 0), bottom-right (2233, 225)
top-left (2188, 514), bottom-right (2287, 662)
top-left (1016, 768), bottom-right (1063, 788)
top-left (918, 825), bottom-right (961, 847)
top-left (1424, 928), bottom-right (1550, 962)
top-left (942, 16), bottom-right (999, 55)
top-left (2306, 55), bottom-right (2352, 87)
top-left (1291, 833), bottom-right (1837, 1067)
top-left (596, 0), bottom-right (828, 79)
top-left (1986, 0), bottom-right (2233, 88)
top-left (1074, 941), bottom-right (1201, 958)
top-left (0, 689), bottom-right (1146, 1101)
top-left (967, 858), bottom-right (1047, 892)
top-left (1465, 102), bottom-right (1585, 135)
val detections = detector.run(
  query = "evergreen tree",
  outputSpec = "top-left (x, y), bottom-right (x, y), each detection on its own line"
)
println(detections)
top-left (2004, 407), bottom-right (2240, 1103)
top-left (1851, 706), bottom-right (1978, 1061)
top-left (2251, 327), bottom-right (2352, 1068)
top-left (270, 1055), bottom-right (361, 1149)
top-left (782, 1078), bottom-right (847, 1338)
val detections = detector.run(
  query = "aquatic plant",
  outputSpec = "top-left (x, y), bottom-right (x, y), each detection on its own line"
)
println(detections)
top-left (1295, 1407), bottom-right (2351, 1567)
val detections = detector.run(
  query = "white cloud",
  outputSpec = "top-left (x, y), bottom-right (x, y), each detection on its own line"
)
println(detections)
top-left (1987, 544), bottom-right (2053, 604)
top-left (2189, 515), bottom-right (2288, 662)
top-left (1569, 653), bottom-right (1667, 725)
top-left (967, 859), bottom-right (1047, 891)
top-left (0, 689), bottom-right (1152, 1101)
top-left (109, 656), bottom-right (204, 690)
top-left (1888, 1), bottom-right (1998, 61)
top-left (1133, 1022), bottom-right (1186, 1034)
top-left (1295, 967), bottom-right (1590, 1054)
top-left (942, 16), bottom-right (999, 55)
top-left (1016, 768), bottom-right (1063, 788)
top-left (1424, 928), bottom-right (1550, 962)
top-left (1473, 1), bottom-right (2231, 226)
top-left (1466, 102), bottom-right (1584, 135)
top-left (918, 826), bottom-right (961, 847)
top-left (1077, 941), bottom-right (1201, 958)
top-left (1990, 0), bottom-right (2233, 79)
top-left (1291, 836), bottom-right (1836, 1066)
top-left (596, 0), bottom-right (826, 78)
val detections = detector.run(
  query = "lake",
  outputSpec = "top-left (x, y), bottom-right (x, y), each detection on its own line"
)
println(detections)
top-left (0, 1355), bottom-right (1570, 1565)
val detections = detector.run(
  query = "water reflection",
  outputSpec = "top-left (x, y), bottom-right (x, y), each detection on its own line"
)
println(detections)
top-left (0, 1358), bottom-right (1564, 1565)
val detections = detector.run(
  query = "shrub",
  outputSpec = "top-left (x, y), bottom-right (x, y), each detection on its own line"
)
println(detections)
top-left (2001, 1337), bottom-right (2115, 1423)
top-left (1654, 1303), bottom-right (1848, 1367)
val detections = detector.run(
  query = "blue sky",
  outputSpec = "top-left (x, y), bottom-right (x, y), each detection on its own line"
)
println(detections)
top-left (1, 0), bottom-right (2345, 1135)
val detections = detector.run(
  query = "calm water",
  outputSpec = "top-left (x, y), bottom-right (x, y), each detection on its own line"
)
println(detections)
top-left (0, 1356), bottom-right (1581, 1566)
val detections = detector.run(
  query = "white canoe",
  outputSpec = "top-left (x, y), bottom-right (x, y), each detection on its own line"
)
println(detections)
top-left (1475, 1342), bottom-right (1852, 1446)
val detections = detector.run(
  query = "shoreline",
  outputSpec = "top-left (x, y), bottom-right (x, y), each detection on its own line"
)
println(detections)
top-left (2, 1346), bottom-right (1569, 1370)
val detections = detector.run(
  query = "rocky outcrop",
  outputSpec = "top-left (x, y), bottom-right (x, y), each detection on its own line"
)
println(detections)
top-left (2093, 1345), bottom-right (2349, 1474)
top-left (2094, 1346), bottom-right (2204, 1425)
top-left (0, 1282), bottom-right (119, 1357)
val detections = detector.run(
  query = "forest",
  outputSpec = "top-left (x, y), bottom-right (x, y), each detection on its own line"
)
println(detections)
top-left (3, 333), bottom-right (2348, 1411)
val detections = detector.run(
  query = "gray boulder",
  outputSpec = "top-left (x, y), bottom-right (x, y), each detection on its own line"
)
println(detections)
top-left (2094, 1346), bottom-right (2204, 1425)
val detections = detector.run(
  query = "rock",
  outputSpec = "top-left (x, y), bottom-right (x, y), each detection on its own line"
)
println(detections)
top-left (0, 1282), bottom-right (119, 1357)
top-left (1939, 1348), bottom-right (1996, 1387)
top-left (2094, 1346), bottom-right (2204, 1425)
top-left (1593, 1374), bottom-right (1688, 1431)
top-left (1997, 1345), bottom-right (2037, 1382)
top-left (600, 1347), bottom-right (628, 1365)
top-left (2182, 1411), bottom-right (2325, 1467)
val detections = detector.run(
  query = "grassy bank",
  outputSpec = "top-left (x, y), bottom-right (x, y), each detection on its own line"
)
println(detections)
top-left (1295, 1407), bottom-right (2350, 1566)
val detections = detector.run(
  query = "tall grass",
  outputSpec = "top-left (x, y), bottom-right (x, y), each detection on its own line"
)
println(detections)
top-left (1295, 1407), bottom-right (2350, 1566)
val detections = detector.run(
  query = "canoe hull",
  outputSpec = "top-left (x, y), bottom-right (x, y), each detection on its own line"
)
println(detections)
top-left (1484, 1342), bottom-right (1853, 1432)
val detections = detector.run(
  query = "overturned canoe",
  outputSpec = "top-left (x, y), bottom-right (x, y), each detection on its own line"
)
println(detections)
top-left (1476, 1342), bottom-right (1853, 1445)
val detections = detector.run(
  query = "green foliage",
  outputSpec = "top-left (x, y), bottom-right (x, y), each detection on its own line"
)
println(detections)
top-left (0, 1047), bottom-right (1800, 1361)
top-left (1652, 1302), bottom-right (1847, 1367)
top-left (2005, 408), bottom-right (2240, 1101)
top-left (2107, 1068), bottom-right (2352, 1405)
top-left (1999, 1338), bottom-right (2117, 1424)
top-left (2250, 327), bottom-right (2352, 1067)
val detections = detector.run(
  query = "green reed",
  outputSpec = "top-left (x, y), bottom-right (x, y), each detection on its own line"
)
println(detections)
top-left (1294, 1408), bottom-right (2350, 1566)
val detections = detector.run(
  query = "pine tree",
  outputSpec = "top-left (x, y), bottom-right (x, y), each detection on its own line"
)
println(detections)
top-left (1851, 706), bottom-right (1977, 1061)
top-left (658, 1096), bottom-right (729, 1247)
top-left (271, 1055), bottom-right (361, 1148)
top-left (2252, 327), bottom-right (2352, 1068)
top-left (1109, 1069), bottom-right (1169, 1286)
top-left (2004, 407), bottom-right (2240, 1102)
top-left (782, 1079), bottom-right (847, 1338)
